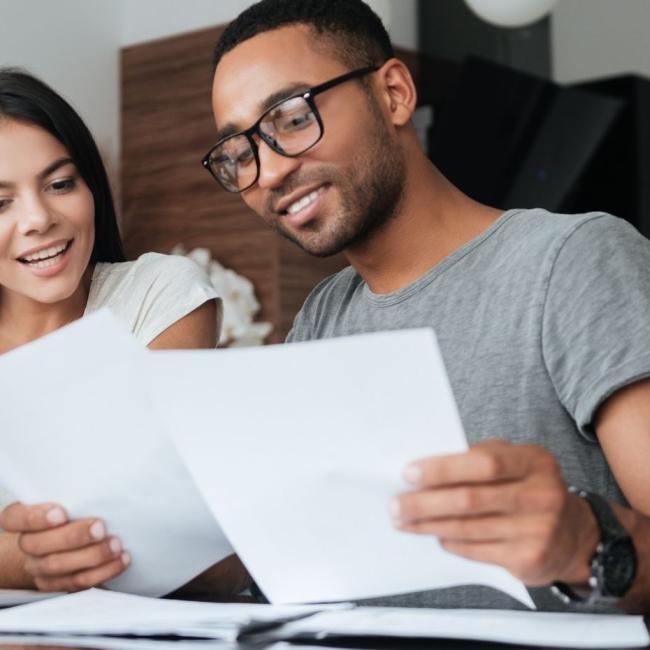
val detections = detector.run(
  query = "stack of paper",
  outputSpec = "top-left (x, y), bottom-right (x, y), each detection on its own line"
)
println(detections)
top-left (0, 590), bottom-right (647, 648)
top-left (277, 606), bottom-right (650, 648)
top-left (0, 589), bottom-right (339, 640)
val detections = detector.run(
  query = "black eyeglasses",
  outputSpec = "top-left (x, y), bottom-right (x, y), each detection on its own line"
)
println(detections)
top-left (202, 65), bottom-right (378, 193)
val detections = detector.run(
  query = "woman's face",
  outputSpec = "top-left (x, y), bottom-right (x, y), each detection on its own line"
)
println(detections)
top-left (0, 119), bottom-right (95, 306)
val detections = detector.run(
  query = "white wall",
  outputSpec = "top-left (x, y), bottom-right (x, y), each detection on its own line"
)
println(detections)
top-left (0, 0), bottom-right (120, 173)
top-left (1, 0), bottom-right (416, 192)
top-left (120, 0), bottom-right (418, 49)
top-left (551, 0), bottom-right (650, 83)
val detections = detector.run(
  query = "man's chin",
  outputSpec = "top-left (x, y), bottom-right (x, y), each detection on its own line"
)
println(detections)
top-left (277, 227), bottom-right (350, 258)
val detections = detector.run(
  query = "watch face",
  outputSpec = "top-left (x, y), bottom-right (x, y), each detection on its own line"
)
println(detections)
top-left (603, 538), bottom-right (637, 597)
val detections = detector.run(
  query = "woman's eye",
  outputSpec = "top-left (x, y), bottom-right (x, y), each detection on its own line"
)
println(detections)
top-left (0, 199), bottom-right (11, 213)
top-left (48, 178), bottom-right (76, 193)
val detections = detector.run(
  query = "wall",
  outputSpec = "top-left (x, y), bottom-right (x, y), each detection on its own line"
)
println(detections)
top-left (551, 0), bottom-right (650, 83)
top-left (0, 0), bottom-right (120, 171)
top-left (119, 0), bottom-right (418, 49)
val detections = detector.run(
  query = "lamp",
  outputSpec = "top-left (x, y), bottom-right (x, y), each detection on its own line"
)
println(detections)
top-left (464, 0), bottom-right (558, 28)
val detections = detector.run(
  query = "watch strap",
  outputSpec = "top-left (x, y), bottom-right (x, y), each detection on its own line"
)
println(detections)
top-left (551, 488), bottom-right (635, 606)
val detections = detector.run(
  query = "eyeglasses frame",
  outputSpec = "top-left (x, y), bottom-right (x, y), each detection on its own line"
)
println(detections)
top-left (202, 65), bottom-right (379, 193)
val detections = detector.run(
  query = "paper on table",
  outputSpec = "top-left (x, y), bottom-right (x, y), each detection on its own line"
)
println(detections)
top-left (0, 589), bottom-right (61, 607)
top-left (0, 310), bottom-right (233, 596)
top-left (279, 607), bottom-right (650, 648)
top-left (0, 588), bottom-right (345, 639)
top-left (147, 329), bottom-right (534, 608)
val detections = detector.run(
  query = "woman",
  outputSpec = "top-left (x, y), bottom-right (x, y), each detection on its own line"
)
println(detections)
top-left (0, 68), bottom-right (238, 594)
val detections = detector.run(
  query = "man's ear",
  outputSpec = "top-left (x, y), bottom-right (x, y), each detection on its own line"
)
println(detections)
top-left (376, 58), bottom-right (418, 127)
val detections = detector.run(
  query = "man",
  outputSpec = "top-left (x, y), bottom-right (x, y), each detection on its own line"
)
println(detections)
top-left (204, 0), bottom-right (650, 612)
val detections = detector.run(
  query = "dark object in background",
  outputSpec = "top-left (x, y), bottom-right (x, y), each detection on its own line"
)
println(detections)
top-left (427, 58), bottom-right (650, 236)
top-left (567, 76), bottom-right (650, 238)
top-left (418, 0), bottom-right (552, 79)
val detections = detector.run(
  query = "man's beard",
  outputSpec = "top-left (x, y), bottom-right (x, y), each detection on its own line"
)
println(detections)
top-left (264, 121), bottom-right (407, 258)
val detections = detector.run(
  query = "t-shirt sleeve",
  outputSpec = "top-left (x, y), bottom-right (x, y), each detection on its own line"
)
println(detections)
top-left (286, 304), bottom-right (314, 343)
top-left (542, 214), bottom-right (650, 439)
top-left (132, 254), bottom-right (219, 346)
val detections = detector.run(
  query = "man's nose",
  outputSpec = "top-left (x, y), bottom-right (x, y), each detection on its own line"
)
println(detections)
top-left (17, 194), bottom-right (56, 235)
top-left (256, 139), bottom-right (302, 190)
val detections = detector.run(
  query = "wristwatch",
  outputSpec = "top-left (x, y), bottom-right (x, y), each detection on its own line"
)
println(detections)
top-left (551, 489), bottom-right (637, 606)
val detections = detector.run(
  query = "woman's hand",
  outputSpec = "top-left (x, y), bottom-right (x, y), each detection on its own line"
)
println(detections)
top-left (0, 502), bottom-right (130, 592)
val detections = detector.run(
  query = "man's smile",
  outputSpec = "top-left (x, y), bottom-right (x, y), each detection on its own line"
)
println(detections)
top-left (274, 183), bottom-right (329, 228)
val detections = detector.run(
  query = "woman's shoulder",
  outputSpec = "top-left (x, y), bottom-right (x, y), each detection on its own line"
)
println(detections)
top-left (88, 252), bottom-right (218, 345)
top-left (93, 252), bottom-right (210, 293)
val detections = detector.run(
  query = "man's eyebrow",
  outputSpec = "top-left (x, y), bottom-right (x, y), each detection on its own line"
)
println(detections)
top-left (0, 158), bottom-right (75, 190)
top-left (214, 82), bottom-right (311, 143)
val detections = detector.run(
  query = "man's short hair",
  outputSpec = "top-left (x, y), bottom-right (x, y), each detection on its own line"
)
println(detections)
top-left (212, 0), bottom-right (395, 72)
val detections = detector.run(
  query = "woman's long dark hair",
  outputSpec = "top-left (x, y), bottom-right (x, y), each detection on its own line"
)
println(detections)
top-left (0, 68), bottom-right (125, 263)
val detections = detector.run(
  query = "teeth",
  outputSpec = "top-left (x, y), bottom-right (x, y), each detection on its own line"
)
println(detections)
top-left (21, 242), bottom-right (68, 262)
top-left (30, 257), bottom-right (61, 270)
top-left (287, 188), bottom-right (323, 215)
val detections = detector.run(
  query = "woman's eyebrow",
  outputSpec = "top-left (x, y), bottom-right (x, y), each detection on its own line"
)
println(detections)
top-left (0, 158), bottom-right (75, 190)
top-left (38, 157), bottom-right (75, 180)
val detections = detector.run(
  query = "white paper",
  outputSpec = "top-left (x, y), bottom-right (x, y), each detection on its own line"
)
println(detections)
top-left (280, 607), bottom-right (650, 649)
top-left (0, 588), bottom-right (343, 639)
top-left (0, 310), bottom-right (233, 596)
top-left (147, 329), bottom-right (534, 608)
top-left (0, 589), bottom-right (61, 607)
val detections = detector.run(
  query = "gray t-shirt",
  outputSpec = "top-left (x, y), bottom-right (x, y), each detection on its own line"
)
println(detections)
top-left (286, 208), bottom-right (650, 612)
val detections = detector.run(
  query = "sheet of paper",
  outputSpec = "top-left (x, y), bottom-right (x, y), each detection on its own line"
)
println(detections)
top-left (279, 607), bottom-right (650, 649)
top-left (0, 589), bottom-right (61, 607)
top-left (0, 588), bottom-right (343, 639)
top-left (0, 636), bottom-right (234, 650)
top-left (147, 329), bottom-right (534, 608)
top-left (0, 310), bottom-right (233, 597)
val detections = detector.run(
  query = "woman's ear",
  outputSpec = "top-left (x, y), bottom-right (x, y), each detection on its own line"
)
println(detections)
top-left (376, 58), bottom-right (418, 127)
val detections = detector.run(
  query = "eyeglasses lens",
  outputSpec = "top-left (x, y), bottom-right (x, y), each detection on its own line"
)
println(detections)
top-left (209, 97), bottom-right (321, 192)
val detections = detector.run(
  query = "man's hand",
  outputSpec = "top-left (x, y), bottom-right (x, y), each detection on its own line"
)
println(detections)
top-left (392, 439), bottom-right (600, 586)
top-left (0, 502), bottom-right (130, 592)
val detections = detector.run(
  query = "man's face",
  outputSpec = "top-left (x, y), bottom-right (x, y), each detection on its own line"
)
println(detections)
top-left (211, 25), bottom-right (405, 257)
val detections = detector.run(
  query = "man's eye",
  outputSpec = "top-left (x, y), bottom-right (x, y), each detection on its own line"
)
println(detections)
top-left (236, 148), bottom-right (255, 165)
top-left (277, 111), bottom-right (315, 132)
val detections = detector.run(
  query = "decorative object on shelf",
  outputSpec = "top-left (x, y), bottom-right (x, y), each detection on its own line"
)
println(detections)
top-left (464, 0), bottom-right (557, 28)
top-left (171, 245), bottom-right (273, 347)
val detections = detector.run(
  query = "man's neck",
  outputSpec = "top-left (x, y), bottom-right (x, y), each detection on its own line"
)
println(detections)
top-left (345, 157), bottom-right (503, 294)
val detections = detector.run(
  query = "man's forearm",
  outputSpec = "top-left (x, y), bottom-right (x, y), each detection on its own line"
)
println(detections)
top-left (0, 532), bottom-right (34, 589)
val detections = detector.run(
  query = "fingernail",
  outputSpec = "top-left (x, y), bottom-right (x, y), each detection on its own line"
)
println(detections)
top-left (109, 538), bottom-right (122, 554)
top-left (121, 551), bottom-right (131, 566)
top-left (389, 498), bottom-right (401, 519)
top-left (404, 464), bottom-right (422, 484)
top-left (89, 521), bottom-right (106, 541)
top-left (45, 507), bottom-right (66, 526)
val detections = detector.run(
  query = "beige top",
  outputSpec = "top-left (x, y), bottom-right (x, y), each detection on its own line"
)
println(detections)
top-left (0, 253), bottom-right (218, 513)
top-left (84, 252), bottom-right (218, 345)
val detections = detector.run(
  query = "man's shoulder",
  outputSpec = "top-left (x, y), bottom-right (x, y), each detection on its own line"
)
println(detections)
top-left (489, 209), bottom-right (636, 268)
top-left (501, 208), bottom-right (618, 241)
top-left (286, 265), bottom-right (361, 343)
